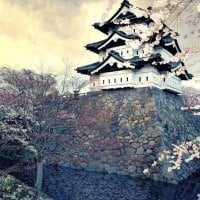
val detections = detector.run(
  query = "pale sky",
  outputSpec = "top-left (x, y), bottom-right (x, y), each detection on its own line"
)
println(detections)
top-left (0, 0), bottom-right (150, 74)
top-left (0, 0), bottom-right (199, 84)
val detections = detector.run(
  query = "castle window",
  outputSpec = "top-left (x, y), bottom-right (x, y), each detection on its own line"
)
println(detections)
top-left (163, 78), bottom-right (166, 82)
top-left (120, 78), bottom-right (123, 83)
top-left (121, 51), bottom-right (123, 56)
top-left (114, 78), bottom-right (116, 83)
top-left (126, 77), bottom-right (129, 82)
top-left (139, 77), bottom-right (141, 82)
top-left (136, 51), bottom-right (138, 55)
top-left (108, 79), bottom-right (110, 84)
top-left (127, 50), bottom-right (129, 54)
top-left (146, 77), bottom-right (148, 81)
top-left (93, 82), bottom-right (95, 86)
top-left (103, 80), bottom-right (105, 85)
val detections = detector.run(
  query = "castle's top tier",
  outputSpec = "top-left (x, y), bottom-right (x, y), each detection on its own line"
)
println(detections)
top-left (93, 0), bottom-right (134, 35)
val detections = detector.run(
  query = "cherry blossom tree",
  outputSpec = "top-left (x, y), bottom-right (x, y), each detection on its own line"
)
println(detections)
top-left (152, 0), bottom-right (200, 71)
top-left (182, 87), bottom-right (200, 110)
top-left (105, 0), bottom-right (200, 77)
top-left (58, 61), bottom-right (89, 95)
top-left (0, 68), bottom-right (76, 190)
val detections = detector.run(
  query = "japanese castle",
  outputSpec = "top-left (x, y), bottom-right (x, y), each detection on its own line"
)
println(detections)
top-left (76, 0), bottom-right (192, 94)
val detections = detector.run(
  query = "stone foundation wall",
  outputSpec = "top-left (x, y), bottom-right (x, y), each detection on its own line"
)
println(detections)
top-left (62, 87), bottom-right (200, 183)
top-left (152, 89), bottom-right (200, 183)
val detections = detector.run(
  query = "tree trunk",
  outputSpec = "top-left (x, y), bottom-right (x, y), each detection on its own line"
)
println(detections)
top-left (35, 160), bottom-right (44, 190)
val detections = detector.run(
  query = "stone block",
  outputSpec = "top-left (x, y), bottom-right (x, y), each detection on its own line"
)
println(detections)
top-left (136, 147), bottom-right (145, 155)
top-left (128, 166), bottom-right (137, 173)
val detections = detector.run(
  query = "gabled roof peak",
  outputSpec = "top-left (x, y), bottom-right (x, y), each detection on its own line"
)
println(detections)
top-left (121, 0), bottom-right (132, 7)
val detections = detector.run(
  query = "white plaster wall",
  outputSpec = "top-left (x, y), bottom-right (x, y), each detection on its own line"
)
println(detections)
top-left (107, 44), bottom-right (149, 60)
top-left (107, 45), bottom-right (134, 59)
top-left (99, 69), bottom-right (134, 89)
top-left (133, 66), bottom-right (161, 88)
top-left (106, 43), bottom-right (174, 62)
top-left (164, 75), bottom-right (182, 93)
top-left (90, 75), bottom-right (100, 91)
top-left (154, 47), bottom-right (172, 60)
top-left (90, 66), bottom-right (182, 93)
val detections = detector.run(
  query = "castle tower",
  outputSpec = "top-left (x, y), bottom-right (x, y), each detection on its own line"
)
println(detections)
top-left (76, 0), bottom-right (192, 94)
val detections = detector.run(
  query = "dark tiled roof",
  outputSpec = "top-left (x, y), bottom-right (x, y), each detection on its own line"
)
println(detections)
top-left (106, 0), bottom-right (132, 24)
top-left (76, 62), bottom-right (100, 75)
top-left (162, 36), bottom-right (174, 43)
top-left (93, 17), bottom-right (149, 35)
top-left (130, 54), bottom-right (160, 63)
top-left (76, 52), bottom-right (162, 75)
top-left (178, 71), bottom-right (193, 80)
top-left (76, 51), bottom-right (123, 75)
top-left (115, 30), bottom-right (140, 40)
top-left (86, 40), bottom-right (106, 49)
top-left (122, 0), bottom-right (132, 7)
top-left (169, 61), bottom-right (182, 69)
top-left (86, 30), bottom-right (140, 53)
top-left (109, 50), bottom-right (124, 62)
top-left (76, 50), bottom-right (192, 79)
top-left (108, 51), bottom-right (162, 65)
top-left (93, 0), bottom-right (139, 34)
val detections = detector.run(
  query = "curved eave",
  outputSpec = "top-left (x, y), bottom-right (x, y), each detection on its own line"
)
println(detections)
top-left (171, 59), bottom-right (192, 81)
top-left (93, 0), bottom-right (135, 35)
top-left (115, 30), bottom-right (140, 40)
top-left (167, 61), bottom-right (192, 80)
top-left (86, 31), bottom-right (117, 53)
top-left (107, 0), bottom-right (132, 24)
top-left (178, 70), bottom-right (193, 80)
top-left (86, 30), bottom-right (140, 54)
top-left (156, 61), bottom-right (181, 72)
top-left (187, 72), bottom-right (193, 79)
top-left (86, 40), bottom-right (106, 54)
top-left (168, 61), bottom-right (182, 69)
top-left (76, 62), bottom-right (100, 75)
top-left (93, 23), bottom-right (115, 35)
top-left (162, 35), bottom-right (174, 43)
top-left (131, 54), bottom-right (162, 68)
top-left (93, 2), bottom-right (128, 34)
top-left (109, 50), bottom-right (125, 62)
top-left (90, 51), bottom-right (129, 75)
top-left (94, 15), bottom-right (149, 35)
top-left (77, 51), bottom-right (125, 75)
top-left (160, 42), bottom-right (178, 56)
top-left (157, 59), bottom-right (193, 80)
top-left (160, 35), bottom-right (182, 55)
top-left (91, 52), bottom-right (163, 74)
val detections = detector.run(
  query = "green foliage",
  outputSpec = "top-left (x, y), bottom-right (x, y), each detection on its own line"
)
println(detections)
top-left (0, 175), bottom-right (16, 192)
top-left (0, 175), bottom-right (52, 200)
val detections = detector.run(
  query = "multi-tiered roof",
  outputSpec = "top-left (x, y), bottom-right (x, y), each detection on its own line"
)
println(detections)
top-left (77, 0), bottom-right (192, 82)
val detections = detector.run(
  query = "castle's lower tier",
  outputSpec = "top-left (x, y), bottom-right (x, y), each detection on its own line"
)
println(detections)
top-left (90, 67), bottom-right (182, 94)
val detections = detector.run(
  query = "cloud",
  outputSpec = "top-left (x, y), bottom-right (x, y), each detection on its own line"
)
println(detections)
top-left (0, 0), bottom-right (105, 72)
